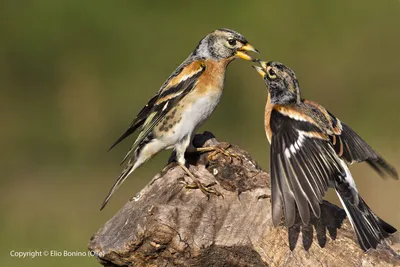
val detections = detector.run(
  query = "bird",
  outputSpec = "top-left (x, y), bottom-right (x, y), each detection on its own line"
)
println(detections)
top-left (100, 28), bottom-right (258, 210)
top-left (252, 60), bottom-right (398, 251)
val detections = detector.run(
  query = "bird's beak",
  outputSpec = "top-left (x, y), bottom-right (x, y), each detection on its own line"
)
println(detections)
top-left (235, 43), bottom-right (259, 61)
top-left (259, 60), bottom-right (267, 70)
top-left (252, 65), bottom-right (266, 77)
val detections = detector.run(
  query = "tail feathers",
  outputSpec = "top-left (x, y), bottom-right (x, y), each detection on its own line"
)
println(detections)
top-left (120, 145), bottom-right (136, 166)
top-left (377, 217), bottom-right (397, 238)
top-left (337, 191), bottom-right (397, 250)
top-left (100, 163), bottom-right (135, 211)
top-left (103, 136), bottom-right (160, 210)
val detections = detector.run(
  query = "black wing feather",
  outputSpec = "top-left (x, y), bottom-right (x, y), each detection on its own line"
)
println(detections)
top-left (270, 139), bottom-right (284, 226)
top-left (119, 67), bottom-right (205, 165)
top-left (270, 109), bottom-right (346, 226)
top-left (101, 63), bottom-right (205, 210)
top-left (283, 151), bottom-right (310, 226)
top-left (274, 151), bottom-right (296, 226)
top-left (108, 60), bottom-right (206, 153)
top-left (291, 143), bottom-right (323, 217)
top-left (337, 123), bottom-right (398, 179)
top-left (108, 94), bottom-right (159, 151)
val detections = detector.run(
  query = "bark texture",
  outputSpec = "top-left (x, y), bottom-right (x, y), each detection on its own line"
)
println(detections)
top-left (89, 132), bottom-right (400, 267)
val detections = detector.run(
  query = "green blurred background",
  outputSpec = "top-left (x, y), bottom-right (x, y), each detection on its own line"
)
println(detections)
top-left (1, 0), bottom-right (399, 266)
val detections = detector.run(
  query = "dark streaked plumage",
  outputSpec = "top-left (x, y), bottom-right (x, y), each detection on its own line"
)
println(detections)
top-left (253, 61), bottom-right (397, 251)
top-left (101, 29), bottom-right (258, 210)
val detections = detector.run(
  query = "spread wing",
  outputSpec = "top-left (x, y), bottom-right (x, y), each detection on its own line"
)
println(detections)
top-left (118, 60), bottom-right (206, 163)
top-left (269, 101), bottom-right (398, 227)
top-left (304, 100), bottom-right (397, 179)
top-left (270, 107), bottom-right (346, 227)
top-left (329, 119), bottom-right (398, 179)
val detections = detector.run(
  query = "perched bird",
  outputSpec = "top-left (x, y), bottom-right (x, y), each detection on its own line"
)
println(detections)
top-left (101, 28), bottom-right (258, 210)
top-left (253, 61), bottom-right (398, 251)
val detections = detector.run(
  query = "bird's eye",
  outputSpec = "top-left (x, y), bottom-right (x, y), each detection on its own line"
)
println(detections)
top-left (267, 67), bottom-right (277, 79)
top-left (228, 39), bottom-right (237, 46)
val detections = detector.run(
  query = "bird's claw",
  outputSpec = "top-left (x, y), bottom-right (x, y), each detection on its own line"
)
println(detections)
top-left (207, 143), bottom-right (241, 163)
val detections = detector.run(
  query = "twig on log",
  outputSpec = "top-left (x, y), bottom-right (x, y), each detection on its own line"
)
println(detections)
top-left (89, 132), bottom-right (400, 267)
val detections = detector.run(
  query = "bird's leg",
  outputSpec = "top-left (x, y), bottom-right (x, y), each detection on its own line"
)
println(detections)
top-left (178, 163), bottom-right (222, 197)
top-left (176, 136), bottom-right (221, 197)
top-left (195, 143), bottom-right (241, 162)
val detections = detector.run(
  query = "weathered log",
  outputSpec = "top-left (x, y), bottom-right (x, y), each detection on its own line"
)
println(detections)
top-left (89, 132), bottom-right (400, 267)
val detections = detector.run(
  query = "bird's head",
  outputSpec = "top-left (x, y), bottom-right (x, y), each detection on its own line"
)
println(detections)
top-left (193, 28), bottom-right (258, 61)
top-left (253, 61), bottom-right (301, 104)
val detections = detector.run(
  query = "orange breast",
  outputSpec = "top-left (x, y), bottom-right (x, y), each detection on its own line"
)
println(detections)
top-left (264, 94), bottom-right (273, 143)
top-left (195, 58), bottom-right (230, 95)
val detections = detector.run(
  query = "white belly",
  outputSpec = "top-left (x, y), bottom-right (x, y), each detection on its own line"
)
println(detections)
top-left (162, 89), bottom-right (222, 147)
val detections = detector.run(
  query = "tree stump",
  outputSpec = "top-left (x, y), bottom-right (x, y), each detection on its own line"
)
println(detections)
top-left (88, 132), bottom-right (400, 267)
